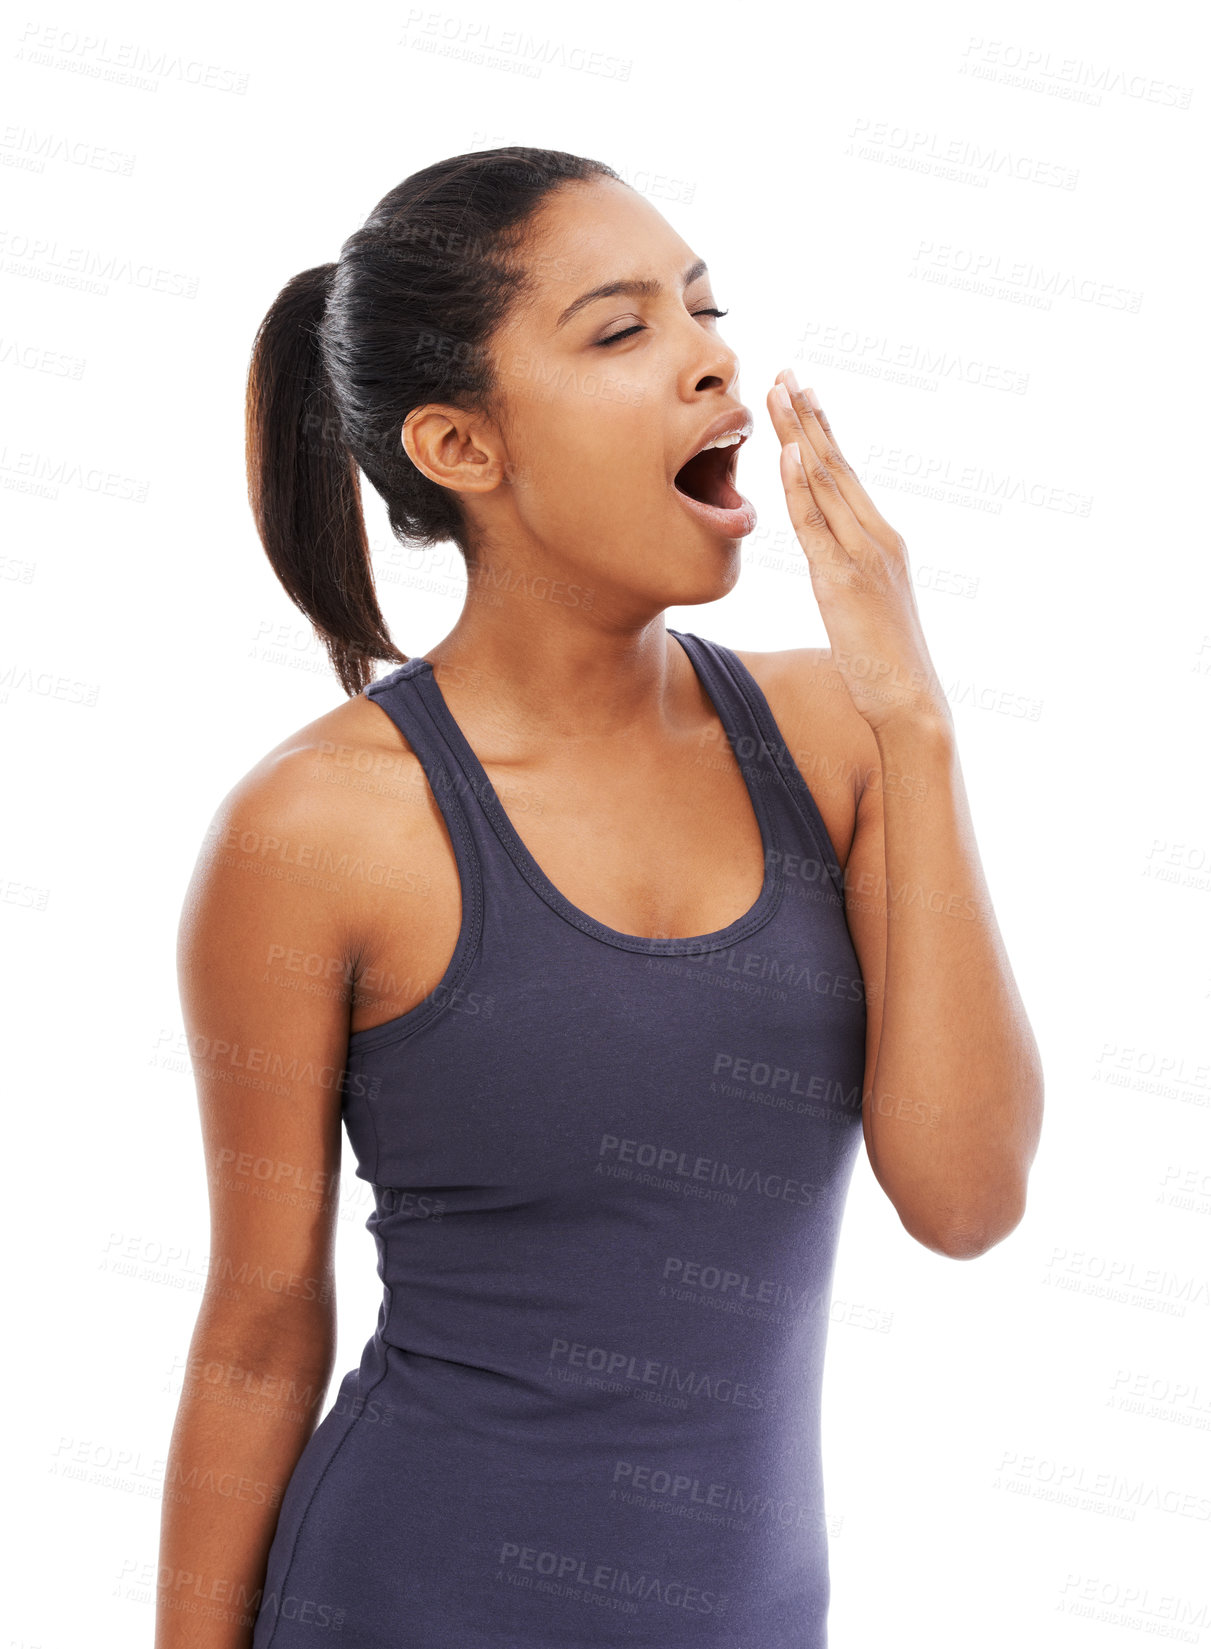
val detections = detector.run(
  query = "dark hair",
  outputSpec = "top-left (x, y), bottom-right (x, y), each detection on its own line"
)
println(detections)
top-left (244, 146), bottom-right (622, 696)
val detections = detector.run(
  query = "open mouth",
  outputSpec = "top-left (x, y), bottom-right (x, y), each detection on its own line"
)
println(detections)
top-left (673, 441), bottom-right (744, 512)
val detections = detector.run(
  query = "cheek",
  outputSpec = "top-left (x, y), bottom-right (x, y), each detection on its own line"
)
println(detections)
top-left (523, 394), bottom-right (659, 508)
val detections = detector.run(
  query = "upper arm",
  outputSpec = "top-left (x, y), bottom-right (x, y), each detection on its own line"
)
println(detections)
top-left (737, 643), bottom-right (887, 1120)
top-left (176, 744), bottom-right (363, 1373)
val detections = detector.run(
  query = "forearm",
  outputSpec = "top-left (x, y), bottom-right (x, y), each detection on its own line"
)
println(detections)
top-left (155, 1308), bottom-right (335, 1648)
top-left (861, 714), bottom-right (1044, 1255)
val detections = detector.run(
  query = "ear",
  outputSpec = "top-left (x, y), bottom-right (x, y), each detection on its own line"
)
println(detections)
top-left (401, 407), bottom-right (506, 496)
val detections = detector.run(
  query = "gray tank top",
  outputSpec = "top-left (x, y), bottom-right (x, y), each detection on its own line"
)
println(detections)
top-left (251, 627), bottom-right (867, 1648)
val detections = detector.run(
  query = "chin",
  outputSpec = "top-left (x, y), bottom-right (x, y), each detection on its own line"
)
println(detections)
top-left (664, 543), bottom-right (743, 607)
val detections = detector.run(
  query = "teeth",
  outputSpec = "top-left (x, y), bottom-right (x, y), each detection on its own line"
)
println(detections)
top-left (699, 432), bottom-right (743, 453)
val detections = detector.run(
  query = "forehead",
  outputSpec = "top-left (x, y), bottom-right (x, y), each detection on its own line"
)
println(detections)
top-left (519, 177), bottom-right (702, 319)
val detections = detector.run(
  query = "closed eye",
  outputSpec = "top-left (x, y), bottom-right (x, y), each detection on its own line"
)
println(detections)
top-left (594, 307), bottom-right (729, 347)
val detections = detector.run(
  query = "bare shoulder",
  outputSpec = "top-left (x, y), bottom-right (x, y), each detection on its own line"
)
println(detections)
top-left (728, 643), bottom-right (880, 870)
top-left (185, 688), bottom-right (444, 974)
top-left (211, 688), bottom-right (430, 854)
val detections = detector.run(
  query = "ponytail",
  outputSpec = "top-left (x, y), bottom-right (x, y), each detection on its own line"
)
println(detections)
top-left (244, 263), bottom-right (406, 696)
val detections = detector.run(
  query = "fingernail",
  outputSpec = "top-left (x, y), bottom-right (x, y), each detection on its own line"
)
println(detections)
top-left (785, 368), bottom-right (801, 393)
top-left (774, 382), bottom-right (792, 409)
top-left (805, 386), bottom-right (822, 410)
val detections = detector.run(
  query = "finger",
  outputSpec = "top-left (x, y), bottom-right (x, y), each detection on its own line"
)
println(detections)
top-left (768, 382), bottom-right (861, 548)
top-left (773, 372), bottom-right (901, 546)
top-left (778, 438), bottom-right (857, 591)
top-left (776, 370), bottom-right (841, 456)
top-left (790, 377), bottom-right (843, 453)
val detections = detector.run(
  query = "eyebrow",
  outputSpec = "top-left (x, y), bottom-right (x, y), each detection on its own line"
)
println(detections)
top-left (554, 257), bottom-right (709, 330)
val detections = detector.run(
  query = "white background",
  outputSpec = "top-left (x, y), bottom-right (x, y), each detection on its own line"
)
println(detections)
top-left (3, 1), bottom-right (1209, 1644)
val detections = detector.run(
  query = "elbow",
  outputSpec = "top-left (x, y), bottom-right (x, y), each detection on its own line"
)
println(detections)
top-left (909, 1185), bottom-right (1029, 1261)
top-left (932, 1224), bottom-right (1005, 1261)
top-left (193, 1288), bottom-right (338, 1383)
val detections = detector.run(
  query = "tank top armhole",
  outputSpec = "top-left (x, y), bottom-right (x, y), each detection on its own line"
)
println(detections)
top-left (346, 667), bottom-right (486, 1061)
top-left (687, 634), bottom-right (850, 905)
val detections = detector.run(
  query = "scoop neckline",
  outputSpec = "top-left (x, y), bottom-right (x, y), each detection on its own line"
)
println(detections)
top-left (410, 628), bottom-right (783, 956)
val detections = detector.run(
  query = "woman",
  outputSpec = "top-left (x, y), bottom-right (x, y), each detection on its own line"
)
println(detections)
top-left (157, 147), bottom-right (1043, 1647)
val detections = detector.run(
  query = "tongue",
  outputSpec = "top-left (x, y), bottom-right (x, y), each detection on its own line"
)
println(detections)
top-left (674, 445), bottom-right (742, 509)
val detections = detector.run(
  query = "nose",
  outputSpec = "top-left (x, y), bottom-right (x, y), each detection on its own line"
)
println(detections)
top-left (680, 320), bottom-right (740, 399)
